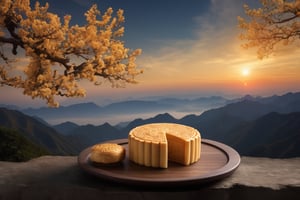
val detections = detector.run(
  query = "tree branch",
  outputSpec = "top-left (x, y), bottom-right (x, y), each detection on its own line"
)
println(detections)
top-left (0, 36), bottom-right (24, 55)
top-left (0, 1), bottom-right (142, 107)
top-left (273, 14), bottom-right (298, 24)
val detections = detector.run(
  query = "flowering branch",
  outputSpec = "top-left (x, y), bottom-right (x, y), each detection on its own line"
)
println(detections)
top-left (238, 0), bottom-right (300, 59)
top-left (0, 0), bottom-right (142, 107)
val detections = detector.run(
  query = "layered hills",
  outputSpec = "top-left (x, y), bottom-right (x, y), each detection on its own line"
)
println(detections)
top-left (1, 92), bottom-right (300, 160)
top-left (0, 108), bottom-right (78, 155)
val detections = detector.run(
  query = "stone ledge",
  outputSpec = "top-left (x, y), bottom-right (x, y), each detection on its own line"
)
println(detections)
top-left (215, 157), bottom-right (300, 189)
top-left (0, 156), bottom-right (300, 200)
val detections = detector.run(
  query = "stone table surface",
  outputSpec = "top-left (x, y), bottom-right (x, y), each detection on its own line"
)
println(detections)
top-left (1, 156), bottom-right (300, 200)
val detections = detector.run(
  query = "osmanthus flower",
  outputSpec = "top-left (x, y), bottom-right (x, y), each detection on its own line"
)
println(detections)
top-left (238, 0), bottom-right (300, 59)
top-left (0, 0), bottom-right (142, 107)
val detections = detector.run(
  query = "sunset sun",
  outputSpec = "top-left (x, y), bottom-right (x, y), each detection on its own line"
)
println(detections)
top-left (240, 67), bottom-right (251, 87)
top-left (242, 68), bottom-right (250, 77)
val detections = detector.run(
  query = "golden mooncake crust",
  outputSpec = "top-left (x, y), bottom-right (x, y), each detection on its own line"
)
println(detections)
top-left (90, 143), bottom-right (125, 164)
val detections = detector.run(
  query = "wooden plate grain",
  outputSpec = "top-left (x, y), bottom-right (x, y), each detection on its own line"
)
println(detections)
top-left (78, 138), bottom-right (240, 187)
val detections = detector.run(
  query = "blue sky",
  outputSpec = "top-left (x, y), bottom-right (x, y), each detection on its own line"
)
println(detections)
top-left (40, 0), bottom-right (212, 50)
top-left (1, 0), bottom-right (300, 107)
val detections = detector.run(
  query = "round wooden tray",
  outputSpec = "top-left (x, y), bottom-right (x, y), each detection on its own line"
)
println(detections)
top-left (78, 138), bottom-right (240, 187)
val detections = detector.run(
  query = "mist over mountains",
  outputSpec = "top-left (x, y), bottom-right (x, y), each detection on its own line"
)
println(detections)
top-left (19, 96), bottom-right (228, 125)
top-left (1, 92), bottom-right (300, 159)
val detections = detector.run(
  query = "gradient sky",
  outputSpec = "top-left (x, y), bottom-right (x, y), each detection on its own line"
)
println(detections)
top-left (1, 0), bottom-right (300, 107)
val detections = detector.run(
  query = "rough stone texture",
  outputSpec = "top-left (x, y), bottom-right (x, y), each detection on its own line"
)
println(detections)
top-left (0, 156), bottom-right (300, 200)
top-left (215, 157), bottom-right (300, 189)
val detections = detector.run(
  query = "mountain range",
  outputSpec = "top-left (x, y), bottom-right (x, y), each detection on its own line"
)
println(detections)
top-left (18, 96), bottom-right (228, 125)
top-left (0, 108), bottom-right (78, 155)
top-left (54, 92), bottom-right (300, 157)
top-left (1, 92), bottom-right (300, 159)
top-left (225, 112), bottom-right (300, 158)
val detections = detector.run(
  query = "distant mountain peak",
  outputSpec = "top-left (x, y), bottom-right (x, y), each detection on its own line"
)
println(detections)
top-left (53, 121), bottom-right (79, 136)
top-left (99, 122), bottom-right (113, 128)
top-left (67, 102), bottom-right (100, 109)
top-left (55, 121), bottom-right (78, 126)
top-left (152, 113), bottom-right (176, 121)
top-left (240, 94), bottom-right (257, 101)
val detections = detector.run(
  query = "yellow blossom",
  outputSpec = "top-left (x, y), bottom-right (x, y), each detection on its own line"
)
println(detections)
top-left (0, 0), bottom-right (142, 107)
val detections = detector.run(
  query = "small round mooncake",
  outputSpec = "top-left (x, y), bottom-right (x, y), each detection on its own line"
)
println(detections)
top-left (90, 143), bottom-right (125, 164)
